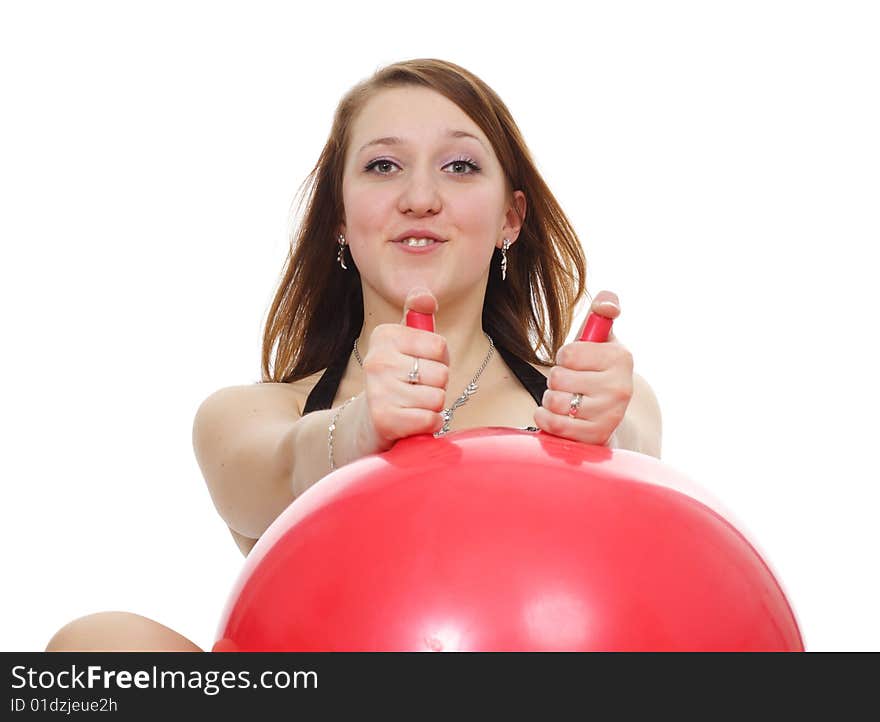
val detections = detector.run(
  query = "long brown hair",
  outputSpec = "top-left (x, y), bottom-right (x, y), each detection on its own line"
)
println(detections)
top-left (261, 58), bottom-right (589, 384)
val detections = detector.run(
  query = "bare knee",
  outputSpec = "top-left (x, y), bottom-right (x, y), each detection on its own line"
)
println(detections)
top-left (45, 611), bottom-right (203, 652)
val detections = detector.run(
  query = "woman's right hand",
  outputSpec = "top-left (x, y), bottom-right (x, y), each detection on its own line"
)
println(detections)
top-left (355, 287), bottom-right (450, 452)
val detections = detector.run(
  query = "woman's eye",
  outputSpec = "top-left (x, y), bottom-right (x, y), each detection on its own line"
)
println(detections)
top-left (364, 159), bottom-right (398, 174)
top-left (445, 158), bottom-right (481, 174)
top-left (363, 157), bottom-right (481, 176)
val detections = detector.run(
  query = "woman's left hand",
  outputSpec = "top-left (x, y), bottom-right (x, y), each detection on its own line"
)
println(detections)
top-left (533, 291), bottom-right (634, 446)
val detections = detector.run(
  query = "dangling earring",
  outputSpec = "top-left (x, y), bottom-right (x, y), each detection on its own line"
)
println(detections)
top-left (501, 238), bottom-right (511, 281)
top-left (337, 234), bottom-right (348, 270)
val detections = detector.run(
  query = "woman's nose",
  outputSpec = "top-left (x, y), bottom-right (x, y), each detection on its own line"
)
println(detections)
top-left (397, 166), bottom-right (442, 215)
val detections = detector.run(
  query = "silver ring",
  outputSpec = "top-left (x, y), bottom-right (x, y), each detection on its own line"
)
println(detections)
top-left (567, 392), bottom-right (583, 417)
top-left (407, 356), bottom-right (420, 384)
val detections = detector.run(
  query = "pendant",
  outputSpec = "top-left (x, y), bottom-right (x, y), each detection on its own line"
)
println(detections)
top-left (434, 382), bottom-right (481, 438)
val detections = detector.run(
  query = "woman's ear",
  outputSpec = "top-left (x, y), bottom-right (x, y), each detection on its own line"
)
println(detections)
top-left (503, 190), bottom-right (527, 242)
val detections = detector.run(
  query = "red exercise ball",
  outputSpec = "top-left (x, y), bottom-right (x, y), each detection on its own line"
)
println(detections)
top-left (213, 427), bottom-right (803, 651)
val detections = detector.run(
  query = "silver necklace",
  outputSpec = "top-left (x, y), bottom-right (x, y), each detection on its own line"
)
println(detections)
top-left (352, 332), bottom-right (495, 437)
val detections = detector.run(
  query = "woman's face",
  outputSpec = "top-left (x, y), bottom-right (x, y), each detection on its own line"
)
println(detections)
top-left (340, 86), bottom-right (525, 310)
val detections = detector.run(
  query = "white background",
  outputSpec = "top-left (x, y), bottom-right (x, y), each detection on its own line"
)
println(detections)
top-left (2, 0), bottom-right (877, 651)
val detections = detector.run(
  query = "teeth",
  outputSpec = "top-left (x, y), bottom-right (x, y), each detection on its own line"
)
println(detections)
top-left (400, 237), bottom-right (436, 247)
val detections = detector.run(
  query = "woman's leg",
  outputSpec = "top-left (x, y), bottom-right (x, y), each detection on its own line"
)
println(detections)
top-left (45, 611), bottom-right (204, 652)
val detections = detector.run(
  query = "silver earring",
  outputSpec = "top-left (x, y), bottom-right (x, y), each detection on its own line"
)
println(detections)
top-left (501, 238), bottom-right (511, 281)
top-left (337, 234), bottom-right (348, 270)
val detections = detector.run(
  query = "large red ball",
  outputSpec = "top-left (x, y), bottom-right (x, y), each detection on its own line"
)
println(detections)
top-left (213, 428), bottom-right (803, 651)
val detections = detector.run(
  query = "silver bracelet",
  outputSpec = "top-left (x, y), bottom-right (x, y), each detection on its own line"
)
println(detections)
top-left (328, 396), bottom-right (358, 471)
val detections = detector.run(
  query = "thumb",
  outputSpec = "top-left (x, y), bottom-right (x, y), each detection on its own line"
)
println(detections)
top-left (401, 286), bottom-right (438, 330)
top-left (573, 290), bottom-right (619, 342)
top-left (589, 290), bottom-right (621, 320)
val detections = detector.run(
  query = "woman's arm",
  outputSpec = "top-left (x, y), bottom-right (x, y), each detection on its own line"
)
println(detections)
top-left (192, 384), bottom-right (381, 553)
top-left (610, 372), bottom-right (662, 458)
top-left (229, 527), bottom-right (259, 556)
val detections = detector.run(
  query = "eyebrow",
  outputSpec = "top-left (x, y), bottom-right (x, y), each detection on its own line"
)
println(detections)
top-left (358, 129), bottom-right (487, 154)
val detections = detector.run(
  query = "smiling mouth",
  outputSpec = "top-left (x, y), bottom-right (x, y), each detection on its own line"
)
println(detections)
top-left (395, 237), bottom-right (445, 248)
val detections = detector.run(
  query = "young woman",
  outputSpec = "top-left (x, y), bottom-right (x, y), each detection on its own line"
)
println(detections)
top-left (46, 58), bottom-right (661, 652)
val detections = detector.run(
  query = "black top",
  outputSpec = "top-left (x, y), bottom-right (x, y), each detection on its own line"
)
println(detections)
top-left (303, 341), bottom-right (548, 421)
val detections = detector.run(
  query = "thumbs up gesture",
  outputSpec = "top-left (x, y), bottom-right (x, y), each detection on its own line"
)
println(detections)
top-left (358, 287), bottom-right (450, 452)
top-left (533, 291), bottom-right (634, 446)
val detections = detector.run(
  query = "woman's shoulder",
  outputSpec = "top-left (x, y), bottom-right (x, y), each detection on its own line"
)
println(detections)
top-left (284, 369), bottom-right (327, 416)
top-left (527, 361), bottom-right (553, 378)
top-left (194, 373), bottom-right (323, 427)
